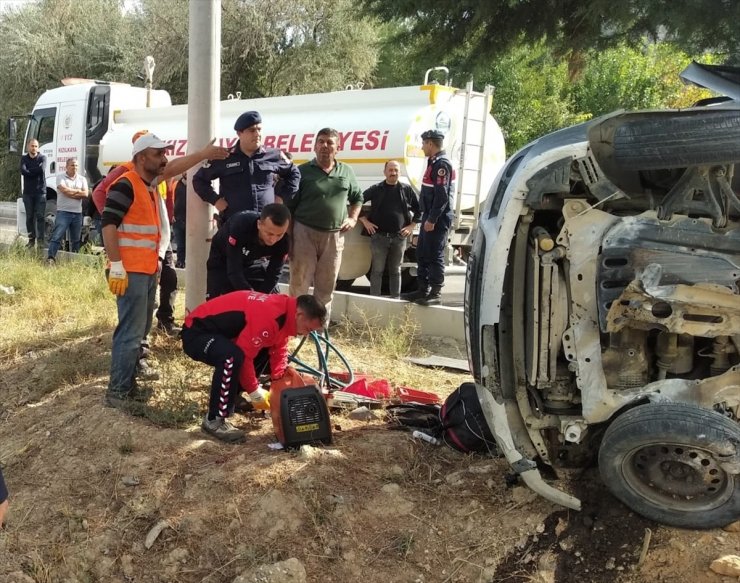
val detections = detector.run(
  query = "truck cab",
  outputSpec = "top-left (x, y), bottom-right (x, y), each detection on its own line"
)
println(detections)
top-left (12, 81), bottom-right (170, 238)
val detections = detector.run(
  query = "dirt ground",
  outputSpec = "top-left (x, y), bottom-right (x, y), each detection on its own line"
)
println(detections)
top-left (0, 329), bottom-right (738, 583)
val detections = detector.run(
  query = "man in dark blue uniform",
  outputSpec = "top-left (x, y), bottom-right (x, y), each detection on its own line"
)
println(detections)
top-left (401, 129), bottom-right (455, 306)
top-left (193, 111), bottom-right (299, 222)
top-left (206, 203), bottom-right (291, 299)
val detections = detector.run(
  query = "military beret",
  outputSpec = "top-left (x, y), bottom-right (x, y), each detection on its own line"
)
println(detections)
top-left (234, 111), bottom-right (262, 131)
top-left (421, 129), bottom-right (445, 141)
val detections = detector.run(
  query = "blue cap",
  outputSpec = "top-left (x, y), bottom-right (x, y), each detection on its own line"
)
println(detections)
top-left (421, 129), bottom-right (445, 141)
top-left (234, 111), bottom-right (262, 131)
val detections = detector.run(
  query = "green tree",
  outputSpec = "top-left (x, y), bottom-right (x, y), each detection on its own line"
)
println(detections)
top-left (572, 43), bottom-right (719, 116)
top-left (0, 0), bottom-right (381, 200)
top-left (484, 42), bottom-right (587, 155)
top-left (359, 0), bottom-right (740, 78)
top-left (0, 0), bottom-right (139, 199)
top-left (132, 0), bottom-right (379, 103)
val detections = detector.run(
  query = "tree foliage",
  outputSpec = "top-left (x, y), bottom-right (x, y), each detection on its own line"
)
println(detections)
top-left (485, 42), bottom-right (588, 155)
top-left (359, 0), bottom-right (740, 77)
top-left (0, 0), bottom-right (730, 200)
top-left (0, 0), bottom-right (380, 198)
top-left (0, 0), bottom-right (140, 198)
top-left (571, 43), bottom-right (719, 117)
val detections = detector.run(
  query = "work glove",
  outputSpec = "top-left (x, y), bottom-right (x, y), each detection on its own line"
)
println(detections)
top-left (108, 260), bottom-right (128, 296)
top-left (249, 387), bottom-right (271, 411)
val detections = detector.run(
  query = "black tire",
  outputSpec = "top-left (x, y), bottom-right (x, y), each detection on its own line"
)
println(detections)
top-left (599, 402), bottom-right (740, 529)
top-left (371, 268), bottom-right (415, 295)
top-left (590, 109), bottom-right (740, 171)
top-left (335, 279), bottom-right (355, 292)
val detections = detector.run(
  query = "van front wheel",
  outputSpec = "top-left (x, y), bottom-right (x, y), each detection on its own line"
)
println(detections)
top-left (598, 402), bottom-right (740, 529)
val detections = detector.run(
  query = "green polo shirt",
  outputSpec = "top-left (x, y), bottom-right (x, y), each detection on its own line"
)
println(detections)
top-left (290, 159), bottom-right (363, 231)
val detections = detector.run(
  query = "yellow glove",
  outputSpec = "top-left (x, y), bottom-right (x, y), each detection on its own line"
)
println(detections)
top-left (249, 387), bottom-right (271, 411)
top-left (108, 260), bottom-right (129, 295)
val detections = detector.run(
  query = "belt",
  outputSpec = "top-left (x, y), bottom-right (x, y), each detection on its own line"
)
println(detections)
top-left (374, 231), bottom-right (399, 237)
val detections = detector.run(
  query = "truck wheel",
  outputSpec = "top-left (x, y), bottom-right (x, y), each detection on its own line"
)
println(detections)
top-left (335, 279), bottom-right (355, 292)
top-left (400, 268), bottom-right (415, 293)
top-left (598, 402), bottom-right (740, 529)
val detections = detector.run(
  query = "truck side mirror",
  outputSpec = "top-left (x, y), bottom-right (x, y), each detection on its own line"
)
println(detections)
top-left (7, 118), bottom-right (18, 153)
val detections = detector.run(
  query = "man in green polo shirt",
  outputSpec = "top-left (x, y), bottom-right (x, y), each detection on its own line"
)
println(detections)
top-left (287, 128), bottom-right (363, 318)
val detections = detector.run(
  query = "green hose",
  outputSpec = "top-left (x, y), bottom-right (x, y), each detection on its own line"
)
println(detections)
top-left (288, 328), bottom-right (354, 390)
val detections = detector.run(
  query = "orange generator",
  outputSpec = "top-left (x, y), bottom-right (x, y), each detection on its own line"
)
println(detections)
top-left (270, 367), bottom-right (332, 448)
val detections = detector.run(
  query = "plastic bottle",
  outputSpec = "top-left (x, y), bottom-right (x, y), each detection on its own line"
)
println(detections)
top-left (412, 430), bottom-right (441, 445)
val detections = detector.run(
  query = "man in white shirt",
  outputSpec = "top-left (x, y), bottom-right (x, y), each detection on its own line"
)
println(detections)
top-left (48, 158), bottom-right (89, 264)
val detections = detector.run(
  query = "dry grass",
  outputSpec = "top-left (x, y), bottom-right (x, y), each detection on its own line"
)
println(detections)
top-left (0, 247), bottom-right (469, 423)
top-left (0, 248), bottom-right (511, 583)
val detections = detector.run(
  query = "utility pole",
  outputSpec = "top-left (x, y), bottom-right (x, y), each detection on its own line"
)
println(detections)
top-left (185, 0), bottom-right (221, 311)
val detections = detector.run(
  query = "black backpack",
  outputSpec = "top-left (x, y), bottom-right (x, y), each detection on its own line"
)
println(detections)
top-left (387, 382), bottom-right (498, 455)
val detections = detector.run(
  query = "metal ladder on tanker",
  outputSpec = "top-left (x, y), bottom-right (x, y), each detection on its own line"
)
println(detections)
top-left (452, 82), bottom-right (493, 252)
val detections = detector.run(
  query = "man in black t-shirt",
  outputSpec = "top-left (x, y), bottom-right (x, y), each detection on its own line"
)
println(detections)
top-left (206, 203), bottom-right (290, 299)
top-left (359, 160), bottom-right (421, 298)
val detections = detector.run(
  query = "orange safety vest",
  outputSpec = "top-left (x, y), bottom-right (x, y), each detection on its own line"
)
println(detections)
top-left (113, 170), bottom-right (161, 275)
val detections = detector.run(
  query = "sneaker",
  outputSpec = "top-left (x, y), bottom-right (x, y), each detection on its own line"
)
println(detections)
top-left (201, 415), bottom-right (246, 443)
top-left (157, 321), bottom-right (182, 337)
top-left (26, 239), bottom-right (35, 249)
top-left (46, 257), bottom-right (56, 266)
top-left (136, 359), bottom-right (160, 381)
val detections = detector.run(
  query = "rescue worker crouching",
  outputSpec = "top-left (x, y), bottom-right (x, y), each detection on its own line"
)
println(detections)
top-left (206, 203), bottom-right (290, 300)
top-left (181, 292), bottom-right (327, 443)
top-left (401, 129), bottom-right (454, 306)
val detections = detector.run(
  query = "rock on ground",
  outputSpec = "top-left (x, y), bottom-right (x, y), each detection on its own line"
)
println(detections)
top-left (232, 557), bottom-right (307, 583)
top-left (709, 555), bottom-right (740, 577)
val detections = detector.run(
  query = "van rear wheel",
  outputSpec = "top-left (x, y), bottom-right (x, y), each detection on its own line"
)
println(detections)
top-left (598, 402), bottom-right (740, 529)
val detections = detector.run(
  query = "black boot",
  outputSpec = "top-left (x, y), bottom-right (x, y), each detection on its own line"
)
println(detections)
top-left (400, 279), bottom-right (430, 302)
top-left (416, 285), bottom-right (443, 306)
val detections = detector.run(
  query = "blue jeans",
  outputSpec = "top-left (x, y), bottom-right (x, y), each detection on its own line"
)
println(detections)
top-left (369, 232), bottom-right (407, 297)
top-left (22, 191), bottom-right (46, 242)
top-left (108, 272), bottom-right (157, 396)
top-left (48, 210), bottom-right (82, 258)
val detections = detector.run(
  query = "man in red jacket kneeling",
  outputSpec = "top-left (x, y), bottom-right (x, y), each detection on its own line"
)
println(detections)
top-left (182, 292), bottom-right (326, 443)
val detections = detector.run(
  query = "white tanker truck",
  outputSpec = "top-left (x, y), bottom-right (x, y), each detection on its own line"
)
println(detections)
top-left (10, 69), bottom-right (506, 284)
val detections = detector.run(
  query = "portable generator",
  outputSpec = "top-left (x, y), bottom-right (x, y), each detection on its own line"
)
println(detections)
top-left (270, 368), bottom-right (332, 448)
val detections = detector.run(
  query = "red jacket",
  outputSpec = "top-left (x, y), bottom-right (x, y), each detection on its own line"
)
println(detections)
top-left (184, 292), bottom-right (297, 392)
top-left (92, 163), bottom-right (132, 214)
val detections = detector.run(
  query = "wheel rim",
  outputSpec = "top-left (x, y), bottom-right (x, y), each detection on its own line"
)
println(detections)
top-left (621, 442), bottom-right (734, 512)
